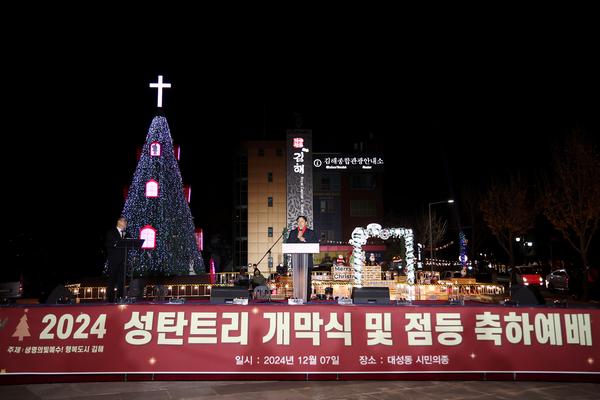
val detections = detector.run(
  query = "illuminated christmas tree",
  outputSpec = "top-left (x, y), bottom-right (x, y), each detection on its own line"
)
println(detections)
top-left (122, 115), bottom-right (205, 276)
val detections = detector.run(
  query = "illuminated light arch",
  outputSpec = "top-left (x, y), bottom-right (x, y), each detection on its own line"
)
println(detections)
top-left (349, 223), bottom-right (415, 286)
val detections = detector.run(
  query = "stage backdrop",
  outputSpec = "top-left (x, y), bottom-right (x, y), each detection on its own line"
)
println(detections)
top-left (0, 304), bottom-right (598, 375)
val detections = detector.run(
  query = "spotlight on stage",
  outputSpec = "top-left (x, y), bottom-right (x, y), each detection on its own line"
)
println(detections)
top-left (117, 297), bottom-right (136, 305)
top-left (552, 299), bottom-right (568, 308)
top-left (337, 297), bottom-right (353, 305)
top-left (448, 297), bottom-right (465, 306)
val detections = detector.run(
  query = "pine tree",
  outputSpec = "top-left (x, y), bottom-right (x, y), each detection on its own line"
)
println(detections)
top-left (12, 313), bottom-right (30, 341)
top-left (123, 116), bottom-right (205, 276)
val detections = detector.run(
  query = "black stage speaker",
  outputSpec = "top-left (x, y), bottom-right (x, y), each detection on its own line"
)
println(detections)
top-left (210, 286), bottom-right (249, 304)
top-left (510, 284), bottom-right (546, 305)
top-left (45, 284), bottom-right (74, 304)
top-left (351, 287), bottom-right (390, 305)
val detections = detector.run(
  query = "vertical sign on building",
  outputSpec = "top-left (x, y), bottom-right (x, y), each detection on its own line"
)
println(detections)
top-left (286, 130), bottom-right (313, 229)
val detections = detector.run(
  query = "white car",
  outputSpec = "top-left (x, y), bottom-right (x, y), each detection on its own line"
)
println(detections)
top-left (545, 269), bottom-right (569, 292)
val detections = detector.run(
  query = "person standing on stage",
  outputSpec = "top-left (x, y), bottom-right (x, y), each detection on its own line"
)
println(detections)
top-left (105, 216), bottom-right (129, 302)
top-left (286, 215), bottom-right (318, 298)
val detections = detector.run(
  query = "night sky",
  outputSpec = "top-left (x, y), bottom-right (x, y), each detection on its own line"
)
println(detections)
top-left (3, 44), bottom-right (600, 283)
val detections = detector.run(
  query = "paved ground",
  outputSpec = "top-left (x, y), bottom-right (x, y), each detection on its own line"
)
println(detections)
top-left (1, 379), bottom-right (599, 400)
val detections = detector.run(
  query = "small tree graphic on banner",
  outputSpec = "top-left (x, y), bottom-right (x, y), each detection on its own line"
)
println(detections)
top-left (12, 311), bottom-right (30, 342)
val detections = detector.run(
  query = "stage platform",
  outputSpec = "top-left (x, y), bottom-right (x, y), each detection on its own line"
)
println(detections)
top-left (63, 273), bottom-right (506, 304)
top-left (1, 301), bottom-right (598, 383)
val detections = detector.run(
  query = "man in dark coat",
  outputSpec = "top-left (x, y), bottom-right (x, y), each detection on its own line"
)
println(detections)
top-left (286, 215), bottom-right (318, 298)
top-left (105, 216), bottom-right (129, 302)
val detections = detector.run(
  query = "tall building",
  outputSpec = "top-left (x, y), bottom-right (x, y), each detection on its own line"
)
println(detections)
top-left (312, 153), bottom-right (385, 264)
top-left (233, 146), bottom-right (248, 268)
top-left (313, 166), bottom-right (342, 242)
top-left (234, 141), bottom-right (286, 270)
top-left (341, 170), bottom-right (384, 241)
top-left (313, 153), bottom-right (384, 242)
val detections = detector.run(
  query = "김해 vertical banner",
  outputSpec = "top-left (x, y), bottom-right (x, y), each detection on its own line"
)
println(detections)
top-left (286, 130), bottom-right (313, 229)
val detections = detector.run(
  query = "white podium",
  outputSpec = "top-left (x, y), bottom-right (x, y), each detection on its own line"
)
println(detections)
top-left (282, 243), bottom-right (320, 302)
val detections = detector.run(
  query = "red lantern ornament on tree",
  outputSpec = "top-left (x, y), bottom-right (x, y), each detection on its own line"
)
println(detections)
top-left (145, 179), bottom-right (159, 198)
top-left (140, 225), bottom-right (157, 249)
top-left (150, 141), bottom-right (161, 157)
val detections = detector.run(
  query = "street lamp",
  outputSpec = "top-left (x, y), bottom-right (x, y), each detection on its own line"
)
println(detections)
top-left (429, 199), bottom-right (454, 273)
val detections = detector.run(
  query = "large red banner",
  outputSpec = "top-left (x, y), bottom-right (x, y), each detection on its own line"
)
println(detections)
top-left (1, 304), bottom-right (598, 375)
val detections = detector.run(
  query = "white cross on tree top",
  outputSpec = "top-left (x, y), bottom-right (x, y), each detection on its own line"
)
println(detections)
top-left (149, 75), bottom-right (172, 108)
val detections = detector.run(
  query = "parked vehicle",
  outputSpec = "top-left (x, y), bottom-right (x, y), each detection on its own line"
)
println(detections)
top-left (513, 265), bottom-right (544, 287)
top-left (441, 271), bottom-right (463, 280)
top-left (0, 274), bottom-right (23, 304)
top-left (495, 270), bottom-right (511, 287)
top-left (545, 269), bottom-right (569, 292)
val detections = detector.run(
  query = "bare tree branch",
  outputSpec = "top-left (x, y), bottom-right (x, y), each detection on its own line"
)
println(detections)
top-left (541, 129), bottom-right (600, 268)
top-left (415, 210), bottom-right (448, 253)
top-left (461, 185), bottom-right (489, 259)
top-left (480, 175), bottom-right (536, 266)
